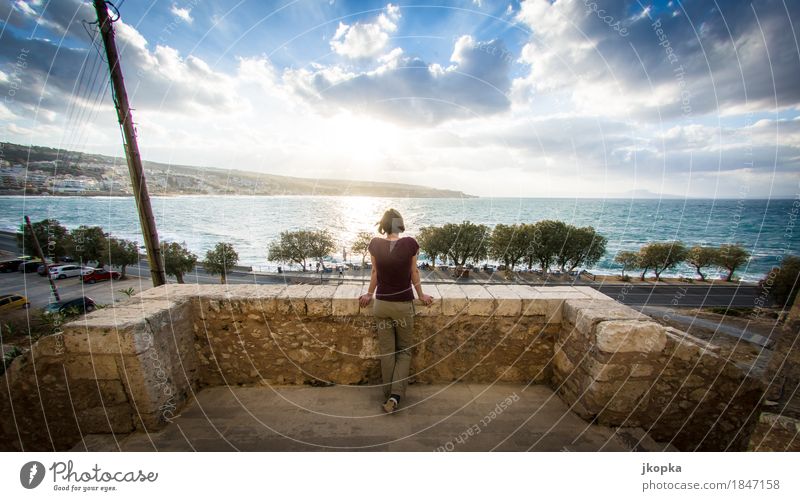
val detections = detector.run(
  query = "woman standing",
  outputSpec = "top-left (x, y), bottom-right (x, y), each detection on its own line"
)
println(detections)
top-left (358, 208), bottom-right (433, 413)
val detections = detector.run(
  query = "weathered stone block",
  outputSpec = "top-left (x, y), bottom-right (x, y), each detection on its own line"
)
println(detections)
top-left (304, 285), bottom-right (337, 316)
top-left (333, 283), bottom-right (366, 316)
top-left (75, 403), bottom-right (134, 434)
top-left (65, 355), bottom-right (120, 380)
top-left (523, 298), bottom-right (563, 323)
top-left (584, 357), bottom-right (630, 382)
top-left (435, 283), bottom-right (467, 316)
top-left (564, 299), bottom-right (647, 334)
top-left (595, 320), bottom-right (667, 354)
top-left (413, 283), bottom-right (442, 316)
top-left (505, 284), bottom-right (541, 314)
top-left (62, 300), bottom-right (179, 355)
top-left (485, 285), bottom-right (522, 316)
top-left (553, 347), bottom-right (575, 374)
top-left (587, 379), bottom-right (651, 413)
top-left (276, 284), bottom-right (315, 315)
top-left (460, 284), bottom-right (496, 316)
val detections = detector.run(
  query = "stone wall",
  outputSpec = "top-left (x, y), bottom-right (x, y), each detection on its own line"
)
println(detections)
top-left (0, 296), bottom-right (196, 451)
top-left (187, 283), bottom-right (559, 387)
top-left (553, 298), bottom-right (764, 451)
top-left (0, 283), bottom-right (766, 451)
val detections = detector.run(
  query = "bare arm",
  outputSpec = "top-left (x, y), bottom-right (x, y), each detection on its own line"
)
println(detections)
top-left (411, 252), bottom-right (424, 298)
top-left (367, 253), bottom-right (378, 296)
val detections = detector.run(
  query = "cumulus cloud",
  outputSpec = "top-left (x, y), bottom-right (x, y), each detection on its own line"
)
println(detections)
top-left (170, 4), bottom-right (194, 24)
top-left (330, 3), bottom-right (400, 59)
top-left (0, 12), bottom-right (240, 118)
top-left (289, 35), bottom-right (513, 125)
top-left (513, 0), bottom-right (800, 119)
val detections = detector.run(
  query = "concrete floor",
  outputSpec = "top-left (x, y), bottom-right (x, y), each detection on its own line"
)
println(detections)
top-left (71, 384), bottom-right (675, 452)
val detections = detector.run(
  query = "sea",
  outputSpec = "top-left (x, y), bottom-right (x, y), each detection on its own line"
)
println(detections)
top-left (0, 195), bottom-right (797, 282)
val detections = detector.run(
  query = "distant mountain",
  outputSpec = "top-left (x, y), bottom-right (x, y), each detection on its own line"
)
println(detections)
top-left (0, 142), bottom-right (477, 198)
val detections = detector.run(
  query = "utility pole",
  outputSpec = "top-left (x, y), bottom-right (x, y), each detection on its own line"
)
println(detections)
top-left (93, 0), bottom-right (166, 287)
top-left (24, 216), bottom-right (60, 302)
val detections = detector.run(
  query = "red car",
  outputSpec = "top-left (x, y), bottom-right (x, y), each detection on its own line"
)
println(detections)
top-left (80, 269), bottom-right (121, 284)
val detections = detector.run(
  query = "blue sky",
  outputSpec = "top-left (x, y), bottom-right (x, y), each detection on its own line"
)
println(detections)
top-left (1, 0), bottom-right (799, 198)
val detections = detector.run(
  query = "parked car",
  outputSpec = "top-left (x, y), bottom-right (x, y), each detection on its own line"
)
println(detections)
top-left (18, 260), bottom-right (43, 273)
top-left (43, 296), bottom-right (96, 316)
top-left (0, 259), bottom-right (24, 273)
top-left (0, 294), bottom-right (30, 312)
top-left (37, 262), bottom-right (63, 276)
top-left (49, 264), bottom-right (93, 279)
top-left (80, 269), bottom-right (121, 284)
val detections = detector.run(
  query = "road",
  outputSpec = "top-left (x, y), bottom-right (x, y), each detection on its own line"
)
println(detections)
top-left (590, 283), bottom-right (764, 307)
top-left (0, 230), bottom-right (765, 309)
top-left (0, 259), bottom-right (289, 309)
top-left (0, 258), bottom-right (766, 311)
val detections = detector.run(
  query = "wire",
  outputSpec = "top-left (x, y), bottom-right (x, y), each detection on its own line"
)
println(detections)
top-left (105, 1), bottom-right (121, 22)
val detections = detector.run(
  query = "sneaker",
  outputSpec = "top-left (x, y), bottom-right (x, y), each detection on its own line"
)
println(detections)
top-left (382, 396), bottom-right (398, 414)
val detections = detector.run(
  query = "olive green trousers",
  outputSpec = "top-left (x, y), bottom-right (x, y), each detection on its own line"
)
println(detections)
top-left (372, 298), bottom-right (415, 400)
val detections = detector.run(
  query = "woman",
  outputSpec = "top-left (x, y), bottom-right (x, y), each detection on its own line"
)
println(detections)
top-left (358, 208), bottom-right (434, 413)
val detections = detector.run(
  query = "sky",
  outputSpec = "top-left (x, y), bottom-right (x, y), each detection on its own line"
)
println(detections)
top-left (0, 0), bottom-right (799, 198)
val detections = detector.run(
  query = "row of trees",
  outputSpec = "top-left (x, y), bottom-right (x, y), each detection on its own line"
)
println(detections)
top-left (614, 242), bottom-right (750, 281)
top-left (416, 220), bottom-right (608, 274)
top-left (18, 219), bottom-right (139, 278)
top-left (265, 221), bottom-right (608, 276)
top-left (17, 219), bottom-right (241, 283)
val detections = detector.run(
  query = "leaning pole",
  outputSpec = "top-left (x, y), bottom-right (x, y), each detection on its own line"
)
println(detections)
top-left (92, 0), bottom-right (166, 287)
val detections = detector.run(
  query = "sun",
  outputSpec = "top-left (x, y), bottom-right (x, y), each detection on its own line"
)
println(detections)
top-left (322, 112), bottom-right (401, 165)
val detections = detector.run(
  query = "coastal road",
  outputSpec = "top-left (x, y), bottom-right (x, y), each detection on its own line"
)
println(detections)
top-left (0, 259), bottom-right (765, 311)
top-left (590, 283), bottom-right (765, 307)
top-left (1, 230), bottom-right (765, 309)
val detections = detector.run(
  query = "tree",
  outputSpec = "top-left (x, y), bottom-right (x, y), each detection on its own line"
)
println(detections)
top-left (16, 218), bottom-right (70, 259)
top-left (614, 250), bottom-right (640, 278)
top-left (556, 225), bottom-right (607, 272)
top-left (525, 220), bottom-right (568, 274)
top-left (161, 241), bottom-right (197, 283)
top-left (417, 226), bottom-right (449, 267)
top-left (685, 245), bottom-right (719, 281)
top-left (204, 242), bottom-right (239, 283)
top-left (439, 221), bottom-right (490, 266)
top-left (759, 255), bottom-right (800, 309)
top-left (308, 229), bottom-right (336, 266)
top-left (268, 230), bottom-right (335, 272)
top-left (638, 241), bottom-right (688, 281)
top-left (351, 231), bottom-right (373, 266)
top-left (106, 237), bottom-right (139, 278)
top-left (488, 223), bottom-right (528, 271)
top-left (68, 225), bottom-right (108, 266)
top-left (715, 243), bottom-right (750, 282)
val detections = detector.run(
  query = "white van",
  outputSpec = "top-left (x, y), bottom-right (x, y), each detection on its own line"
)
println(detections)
top-left (50, 264), bottom-right (93, 279)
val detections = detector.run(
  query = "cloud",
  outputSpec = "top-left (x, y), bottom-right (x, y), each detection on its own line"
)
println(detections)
top-left (288, 35), bottom-right (513, 125)
top-left (330, 3), bottom-right (400, 59)
top-left (170, 4), bottom-right (194, 24)
top-left (513, 0), bottom-right (800, 119)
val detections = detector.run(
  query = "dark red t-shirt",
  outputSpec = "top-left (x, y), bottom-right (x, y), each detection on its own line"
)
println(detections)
top-left (368, 236), bottom-right (420, 301)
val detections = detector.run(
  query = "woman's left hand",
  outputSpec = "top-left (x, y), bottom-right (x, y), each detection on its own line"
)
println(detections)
top-left (359, 293), bottom-right (373, 307)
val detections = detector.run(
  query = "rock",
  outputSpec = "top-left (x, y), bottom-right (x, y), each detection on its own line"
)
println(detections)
top-left (595, 320), bottom-right (666, 354)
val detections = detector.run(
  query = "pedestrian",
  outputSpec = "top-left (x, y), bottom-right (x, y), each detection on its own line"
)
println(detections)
top-left (358, 208), bottom-right (434, 413)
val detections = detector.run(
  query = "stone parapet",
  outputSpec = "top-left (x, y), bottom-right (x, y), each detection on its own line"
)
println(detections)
top-left (0, 283), bottom-right (765, 451)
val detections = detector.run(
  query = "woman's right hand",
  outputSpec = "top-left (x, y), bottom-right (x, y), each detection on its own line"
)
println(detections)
top-left (419, 293), bottom-right (434, 306)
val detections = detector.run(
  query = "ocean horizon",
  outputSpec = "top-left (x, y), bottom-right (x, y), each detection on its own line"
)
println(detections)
top-left (1, 195), bottom-right (797, 282)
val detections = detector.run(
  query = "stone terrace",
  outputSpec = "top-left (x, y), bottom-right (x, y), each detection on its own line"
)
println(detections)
top-left (0, 284), bottom-right (766, 451)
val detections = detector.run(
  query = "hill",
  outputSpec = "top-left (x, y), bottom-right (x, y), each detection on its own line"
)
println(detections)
top-left (0, 142), bottom-right (476, 198)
